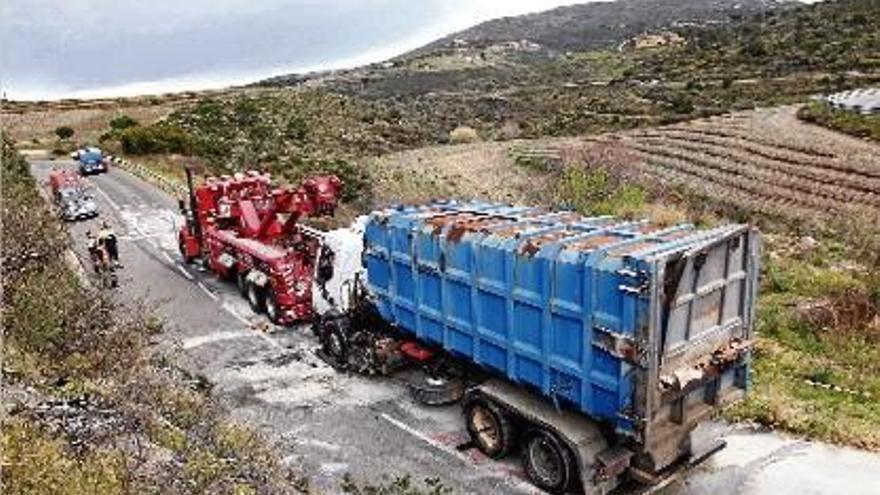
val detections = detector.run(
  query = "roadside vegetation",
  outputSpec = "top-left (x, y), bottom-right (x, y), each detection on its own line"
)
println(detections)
top-left (725, 233), bottom-right (880, 450)
top-left (798, 102), bottom-right (880, 142)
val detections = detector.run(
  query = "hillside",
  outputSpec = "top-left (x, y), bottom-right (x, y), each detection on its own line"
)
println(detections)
top-left (260, 0), bottom-right (791, 89)
top-left (407, 0), bottom-right (789, 56)
top-left (159, 0), bottom-right (877, 183)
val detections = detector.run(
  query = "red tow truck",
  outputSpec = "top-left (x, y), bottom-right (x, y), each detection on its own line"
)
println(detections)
top-left (177, 168), bottom-right (341, 325)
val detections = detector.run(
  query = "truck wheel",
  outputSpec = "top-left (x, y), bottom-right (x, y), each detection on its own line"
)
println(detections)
top-left (236, 271), bottom-right (248, 296)
top-left (464, 398), bottom-right (514, 459)
top-left (246, 281), bottom-right (266, 313)
top-left (408, 371), bottom-right (465, 406)
top-left (319, 319), bottom-right (349, 366)
top-left (521, 429), bottom-right (575, 494)
top-left (265, 291), bottom-right (282, 325)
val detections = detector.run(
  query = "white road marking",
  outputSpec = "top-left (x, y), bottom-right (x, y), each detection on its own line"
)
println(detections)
top-left (176, 263), bottom-right (195, 280)
top-left (93, 184), bottom-right (122, 211)
top-left (197, 281), bottom-right (219, 301)
top-left (161, 251), bottom-right (175, 264)
top-left (319, 463), bottom-right (350, 475)
top-left (182, 330), bottom-right (254, 349)
top-left (220, 302), bottom-right (285, 351)
top-left (379, 413), bottom-right (537, 494)
top-left (222, 302), bottom-right (252, 326)
top-left (256, 331), bottom-right (285, 351)
top-left (380, 413), bottom-right (468, 462)
top-left (295, 438), bottom-right (343, 452)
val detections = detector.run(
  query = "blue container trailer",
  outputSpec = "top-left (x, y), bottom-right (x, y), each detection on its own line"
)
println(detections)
top-left (315, 200), bottom-right (760, 494)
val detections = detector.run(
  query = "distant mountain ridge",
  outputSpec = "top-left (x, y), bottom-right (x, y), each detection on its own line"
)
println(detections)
top-left (403, 0), bottom-right (791, 58)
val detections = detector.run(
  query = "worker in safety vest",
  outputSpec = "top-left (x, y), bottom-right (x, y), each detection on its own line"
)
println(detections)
top-left (97, 222), bottom-right (120, 267)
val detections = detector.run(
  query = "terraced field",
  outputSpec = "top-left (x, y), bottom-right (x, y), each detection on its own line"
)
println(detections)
top-left (609, 106), bottom-right (880, 223)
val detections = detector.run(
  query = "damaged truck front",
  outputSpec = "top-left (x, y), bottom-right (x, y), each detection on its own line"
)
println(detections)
top-left (315, 201), bottom-right (760, 494)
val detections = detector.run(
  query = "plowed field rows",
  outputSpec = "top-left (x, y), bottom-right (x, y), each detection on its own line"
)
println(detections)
top-left (612, 106), bottom-right (880, 222)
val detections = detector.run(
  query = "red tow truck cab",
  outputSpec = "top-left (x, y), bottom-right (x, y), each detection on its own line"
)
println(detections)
top-left (48, 168), bottom-right (81, 196)
top-left (178, 168), bottom-right (341, 325)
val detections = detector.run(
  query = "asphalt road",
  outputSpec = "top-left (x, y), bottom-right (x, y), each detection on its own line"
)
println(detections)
top-left (30, 160), bottom-right (880, 495)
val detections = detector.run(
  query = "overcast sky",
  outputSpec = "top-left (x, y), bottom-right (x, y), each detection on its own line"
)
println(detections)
top-left (1, 0), bottom-right (593, 100)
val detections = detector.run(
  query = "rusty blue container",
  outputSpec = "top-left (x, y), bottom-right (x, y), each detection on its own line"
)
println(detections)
top-left (364, 201), bottom-right (760, 437)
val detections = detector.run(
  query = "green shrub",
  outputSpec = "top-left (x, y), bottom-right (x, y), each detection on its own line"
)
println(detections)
top-left (667, 93), bottom-right (695, 114)
top-left (120, 123), bottom-right (193, 155)
top-left (2, 419), bottom-right (126, 495)
top-left (285, 115), bottom-right (309, 142)
top-left (555, 168), bottom-right (646, 217)
top-left (108, 115), bottom-right (139, 130)
top-left (54, 126), bottom-right (74, 140)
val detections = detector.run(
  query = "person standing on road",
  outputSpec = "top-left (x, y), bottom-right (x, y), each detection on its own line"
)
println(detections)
top-left (86, 230), bottom-right (102, 272)
top-left (98, 222), bottom-right (121, 268)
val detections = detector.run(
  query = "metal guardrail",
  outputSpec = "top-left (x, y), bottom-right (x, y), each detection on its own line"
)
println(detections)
top-left (105, 155), bottom-right (188, 197)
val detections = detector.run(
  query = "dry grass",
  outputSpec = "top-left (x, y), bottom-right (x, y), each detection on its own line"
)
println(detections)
top-left (448, 126), bottom-right (481, 144)
top-left (1, 104), bottom-right (179, 146)
top-left (368, 139), bottom-right (557, 206)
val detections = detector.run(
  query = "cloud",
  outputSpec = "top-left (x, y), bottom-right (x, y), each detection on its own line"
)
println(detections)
top-left (0, 1), bottom-right (617, 100)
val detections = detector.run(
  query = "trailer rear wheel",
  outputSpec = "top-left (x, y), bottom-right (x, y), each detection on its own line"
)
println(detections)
top-left (521, 429), bottom-right (574, 494)
top-left (246, 281), bottom-right (266, 313)
top-left (465, 398), bottom-right (514, 459)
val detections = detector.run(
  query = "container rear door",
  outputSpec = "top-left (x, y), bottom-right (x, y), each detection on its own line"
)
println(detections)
top-left (658, 226), bottom-right (758, 391)
top-left (639, 226), bottom-right (758, 471)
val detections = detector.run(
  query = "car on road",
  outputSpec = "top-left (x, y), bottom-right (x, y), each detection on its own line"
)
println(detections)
top-left (75, 146), bottom-right (108, 175)
top-left (57, 187), bottom-right (99, 221)
top-left (49, 168), bottom-right (99, 221)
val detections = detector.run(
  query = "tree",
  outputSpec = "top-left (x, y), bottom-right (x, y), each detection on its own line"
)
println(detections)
top-left (55, 126), bottom-right (74, 140)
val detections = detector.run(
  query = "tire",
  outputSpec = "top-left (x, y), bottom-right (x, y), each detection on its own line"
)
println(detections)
top-left (464, 398), bottom-right (514, 459)
top-left (408, 371), bottom-right (465, 406)
top-left (236, 271), bottom-right (248, 296)
top-left (319, 318), bottom-right (349, 365)
top-left (265, 290), bottom-right (282, 325)
top-left (521, 429), bottom-right (575, 494)
top-left (246, 281), bottom-right (266, 313)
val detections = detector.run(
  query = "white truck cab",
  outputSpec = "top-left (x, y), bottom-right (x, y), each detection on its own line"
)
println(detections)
top-left (312, 216), bottom-right (369, 317)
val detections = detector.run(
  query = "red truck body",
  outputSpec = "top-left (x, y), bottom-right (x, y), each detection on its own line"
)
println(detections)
top-left (48, 169), bottom-right (82, 196)
top-left (178, 170), bottom-right (341, 324)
